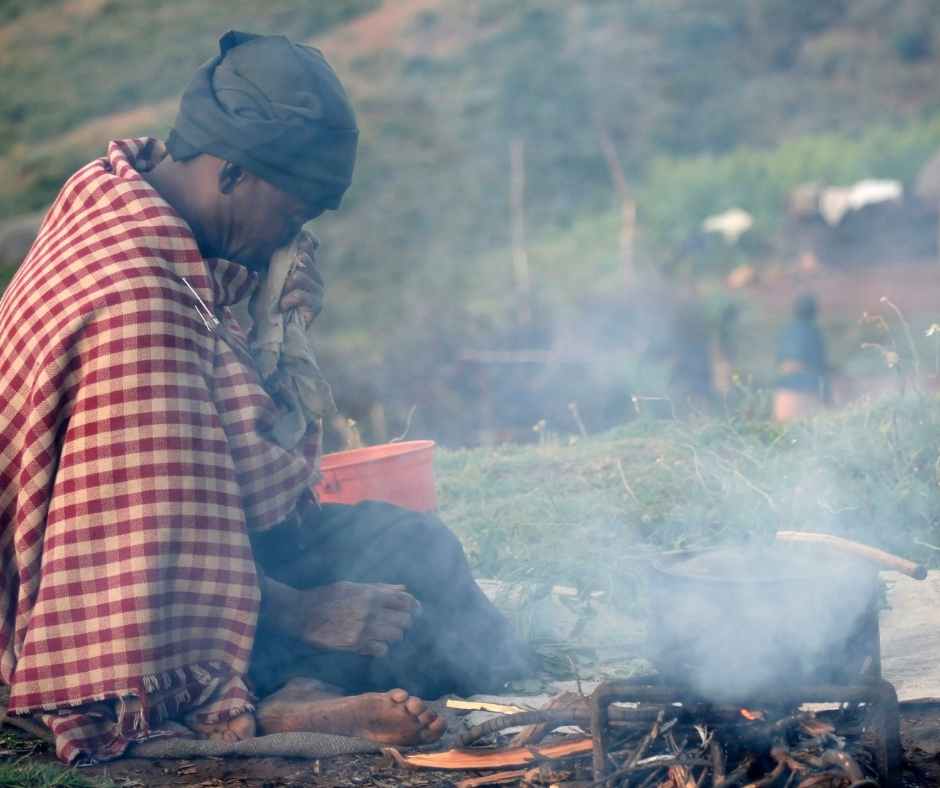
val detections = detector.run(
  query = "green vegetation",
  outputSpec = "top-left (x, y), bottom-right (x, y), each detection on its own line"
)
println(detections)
top-left (640, 117), bottom-right (940, 262)
top-left (0, 760), bottom-right (109, 788)
top-left (0, 0), bottom-right (378, 159)
top-left (438, 392), bottom-right (940, 610)
top-left (5, 0), bottom-right (940, 441)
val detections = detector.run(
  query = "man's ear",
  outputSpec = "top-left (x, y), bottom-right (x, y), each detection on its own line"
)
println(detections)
top-left (218, 161), bottom-right (247, 195)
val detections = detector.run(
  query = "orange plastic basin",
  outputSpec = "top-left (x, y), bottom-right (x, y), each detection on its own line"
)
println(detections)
top-left (314, 440), bottom-right (437, 512)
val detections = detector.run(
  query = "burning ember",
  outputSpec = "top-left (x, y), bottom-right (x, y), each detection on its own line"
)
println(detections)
top-left (740, 707), bottom-right (766, 721)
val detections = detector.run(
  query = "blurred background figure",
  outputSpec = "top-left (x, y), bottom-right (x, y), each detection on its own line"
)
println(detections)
top-left (773, 293), bottom-right (830, 422)
top-left (667, 300), bottom-right (716, 417)
top-left (712, 302), bottom-right (740, 399)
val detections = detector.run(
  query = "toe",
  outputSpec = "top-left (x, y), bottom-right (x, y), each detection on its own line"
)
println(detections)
top-left (420, 717), bottom-right (446, 742)
top-left (416, 709), bottom-right (437, 728)
top-left (404, 696), bottom-right (426, 716)
top-left (388, 688), bottom-right (409, 704)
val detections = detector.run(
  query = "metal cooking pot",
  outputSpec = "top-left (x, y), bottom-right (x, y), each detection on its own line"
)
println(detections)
top-left (646, 544), bottom-right (882, 699)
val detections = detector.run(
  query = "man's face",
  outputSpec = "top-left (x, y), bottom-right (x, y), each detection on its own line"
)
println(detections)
top-left (215, 164), bottom-right (324, 272)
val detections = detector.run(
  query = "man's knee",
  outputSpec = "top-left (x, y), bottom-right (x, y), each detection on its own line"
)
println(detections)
top-left (409, 515), bottom-right (466, 570)
top-left (358, 503), bottom-right (469, 585)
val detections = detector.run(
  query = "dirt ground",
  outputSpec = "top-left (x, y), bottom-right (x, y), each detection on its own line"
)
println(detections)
top-left (2, 702), bottom-right (940, 787)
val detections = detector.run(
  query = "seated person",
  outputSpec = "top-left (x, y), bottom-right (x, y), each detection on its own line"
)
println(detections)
top-left (0, 31), bottom-right (529, 764)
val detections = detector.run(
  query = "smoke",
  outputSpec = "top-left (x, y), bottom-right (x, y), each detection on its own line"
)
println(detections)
top-left (635, 390), bottom-right (940, 700)
top-left (648, 544), bottom-right (879, 700)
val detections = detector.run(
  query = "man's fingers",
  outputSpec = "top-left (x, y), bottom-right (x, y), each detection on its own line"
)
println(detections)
top-left (369, 623), bottom-right (406, 644)
top-left (293, 254), bottom-right (324, 286)
top-left (360, 640), bottom-right (390, 658)
top-left (279, 289), bottom-right (321, 313)
top-left (373, 608), bottom-right (413, 632)
top-left (279, 250), bottom-right (325, 316)
top-left (296, 230), bottom-right (320, 256)
top-left (376, 589), bottom-right (420, 614)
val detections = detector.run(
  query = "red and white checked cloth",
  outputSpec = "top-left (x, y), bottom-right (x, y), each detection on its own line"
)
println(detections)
top-left (0, 138), bottom-right (318, 762)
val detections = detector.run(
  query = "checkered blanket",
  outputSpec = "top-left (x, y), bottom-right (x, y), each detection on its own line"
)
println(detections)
top-left (0, 138), bottom-right (317, 762)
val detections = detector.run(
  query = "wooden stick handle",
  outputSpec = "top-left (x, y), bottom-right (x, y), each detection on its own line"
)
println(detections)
top-left (776, 531), bottom-right (927, 580)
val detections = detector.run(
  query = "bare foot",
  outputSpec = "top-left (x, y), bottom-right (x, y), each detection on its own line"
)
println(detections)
top-left (188, 711), bottom-right (257, 743)
top-left (257, 679), bottom-right (445, 745)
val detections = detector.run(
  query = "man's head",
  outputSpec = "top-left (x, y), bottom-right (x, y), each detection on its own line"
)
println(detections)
top-left (162, 31), bottom-right (358, 271)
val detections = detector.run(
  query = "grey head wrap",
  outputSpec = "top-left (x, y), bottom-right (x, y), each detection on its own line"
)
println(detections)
top-left (167, 30), bottom-right (358, 210)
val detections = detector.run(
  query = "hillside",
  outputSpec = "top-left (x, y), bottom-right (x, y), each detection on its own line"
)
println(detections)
top-left (5, 0), bottom-right (940, 444)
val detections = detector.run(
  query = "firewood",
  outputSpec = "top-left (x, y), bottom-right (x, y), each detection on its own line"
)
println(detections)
top-left (447, 699), bottom-right (528, 715)
top-left (455, 769), bottom-right (528, 788)
top-left (511, 692), bottom-right (588, 748)
top-left (666, 765), bottom-right (696, 788)
top-left (384, 736), bottom-right (593, 770)
top-left (819, 750), bottom-right (864, 783)
top-left (709, 739), bottom-right (726, 787)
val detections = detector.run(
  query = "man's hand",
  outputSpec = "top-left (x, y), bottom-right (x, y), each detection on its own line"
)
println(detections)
top-left (295, 581), bottom-right (420, 657)
top-left (279, 230), bottom-right (324, 325)
top-left (262, 575), bottom-right (420, 658)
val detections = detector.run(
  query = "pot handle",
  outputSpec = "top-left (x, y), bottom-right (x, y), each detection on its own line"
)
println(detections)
top-left (776, 530), bottom-right (927, 580)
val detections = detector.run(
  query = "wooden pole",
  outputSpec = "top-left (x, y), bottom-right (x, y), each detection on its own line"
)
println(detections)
top-left (597, 123), bottom-right (636, 288)
top-left (509, 136), bottom-right (531, 324)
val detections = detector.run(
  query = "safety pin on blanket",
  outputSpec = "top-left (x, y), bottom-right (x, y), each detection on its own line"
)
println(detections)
top-left (180, 277), bottom-right (220, 334)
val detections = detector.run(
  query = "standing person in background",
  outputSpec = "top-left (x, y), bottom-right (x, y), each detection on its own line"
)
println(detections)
top-left (773, 293), bottom-right (830, 422)
top-left (667, 300), bottom-right (716, 417)
top-left (712, 302), bottom-right (740, 399)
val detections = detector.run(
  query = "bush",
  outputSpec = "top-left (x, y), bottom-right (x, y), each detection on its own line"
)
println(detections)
top-left (637, 114), bottom-right (940, 266)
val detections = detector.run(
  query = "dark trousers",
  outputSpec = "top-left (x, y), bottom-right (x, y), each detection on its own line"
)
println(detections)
top-left (248, 501), bottom-right (529, 699)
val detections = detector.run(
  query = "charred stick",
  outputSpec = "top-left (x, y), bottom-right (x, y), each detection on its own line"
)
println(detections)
top-left (721, 755), bottom-right (755, 788)
top-left (627, 711), bottom-right (664, 767)
top-left (610, 719), bottom-right (678, 759)
top-left (636, 768), bottom-right (665, 788)
top-left (741, 757), bottom-right (786, 788)
top-left (794, 775), bottom-right (837, 788)
top-left (465, 706), bottom-right (727, 748)
top-left (738, 743), bottom-right (790, 788)
top-left (592, 681), bottom-right (885, 708)
top-left (588, 756), bottom-right (709, 787)
top-left (457, 711), bottom-right (588, 746)
top-left (664, 729), bottom-right (684, 756)
top-left (608, 712), bottom-right (664, 788)
top-left (709, 739), bottom-right (727, 787)
top-left (667, 765), bottom-right (696, 788)
top-left (819, 750), bottom-right (864, 783)
top-left (694, 766), bottom-right (709, 788)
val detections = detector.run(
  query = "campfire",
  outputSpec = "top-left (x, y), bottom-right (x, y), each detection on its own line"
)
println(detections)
top-left (588, 679), bottom-right (900, 788)
top-left (388, 678), bottom-right (900, 787)
top-left (388, 536), bottom-right (918, 788)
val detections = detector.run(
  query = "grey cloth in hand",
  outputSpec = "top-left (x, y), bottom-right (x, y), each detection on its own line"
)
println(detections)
top-left (251, 231), bottom-right (337, 454)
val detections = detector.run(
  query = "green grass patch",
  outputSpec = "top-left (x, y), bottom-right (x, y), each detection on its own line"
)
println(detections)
top-left (437, 393), bottom-right (940, 612)
top-left (0, 761), bottom-right (109, 788)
